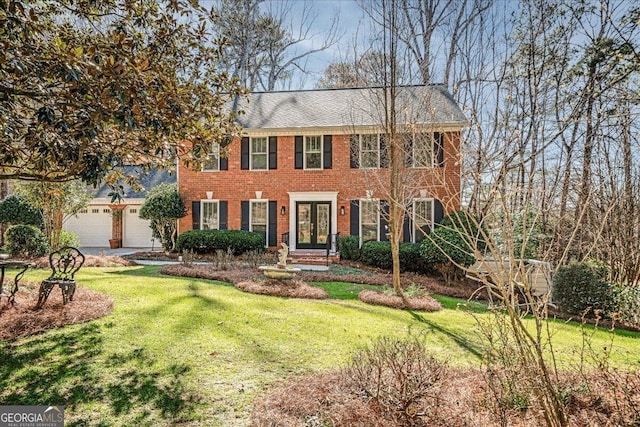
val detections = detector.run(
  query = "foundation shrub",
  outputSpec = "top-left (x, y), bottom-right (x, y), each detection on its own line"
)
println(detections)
top-left (338, 235), bottom-right (360, 261)
top-left (176, 229), bottom-right (264, 255)
top-left (359, 241), bottom-right (426, 272)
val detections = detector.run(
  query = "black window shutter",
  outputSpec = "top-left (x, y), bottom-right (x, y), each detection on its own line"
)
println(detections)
top-left (380, 200), bottom-right (389, 241)
top-left (219, 201), bottom-right (228, 230)
top-left (435, 132), bottom-right (444, 167)
top-left (403, 213), bottom-right (411, 242)
top-left (191, 201), bottom-right (201, 230)
top-left (241, 201), bottom-right (249, 231)
top-left (404, 134), bottom-right (413, 167)
top-left (241, 137), bottom-right (249, 170)
top-left (350, 135), bottom-right (359, 168)
top-left (268, 136), bottom-right (277, 169)
top-left (434, 199), bottom-right (444, 225)
top-left (294, 135), bottom-right (304, 169)
top-left (268, 201), bottom-right (277, 246)
top-left (323, 135), bottom-right (332, 169)
top-left (220, 156), bottom-right (228, 170)
top-left (350, 200), bottom-right (360, 237)
top-left (379, 134), bottom-right (389, 168)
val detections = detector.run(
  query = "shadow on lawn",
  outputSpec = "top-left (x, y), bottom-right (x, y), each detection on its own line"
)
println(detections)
top-left (408, 310), bottom-right (484, 359)
top-left (0, 323), bottom-right (201, 425)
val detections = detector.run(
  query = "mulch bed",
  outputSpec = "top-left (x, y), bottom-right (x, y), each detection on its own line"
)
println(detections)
top-left (0, 281), bottom-right (113, 341)
top-left (159, 262), bottom-right (448, 311)
top-left (235, 279), bottom-right (329, 299)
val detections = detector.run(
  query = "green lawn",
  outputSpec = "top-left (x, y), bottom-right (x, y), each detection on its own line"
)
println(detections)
top-left (1, 265), bottom-right (639, 426)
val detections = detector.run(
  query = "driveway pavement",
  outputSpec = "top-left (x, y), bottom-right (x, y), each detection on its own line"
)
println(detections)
top-left (80, 247), bottom-right (154, 256)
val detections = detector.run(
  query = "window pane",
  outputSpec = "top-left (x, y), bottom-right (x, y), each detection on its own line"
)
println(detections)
top-left (305, 136), bottom-right (322, 169)
top-left (361, 200), bottom-right (379, 242)
top-left (251, 137), bottom-right (267, 170)
top-left (202, 201), bottom-right (219, 230)
top-left (361, 134), bottom-right (378, 150)
top-left (251, 201), bottom-right (267, 225)
top-left (360, 134), bottom-right (379, 168)
top-left (414, 200), bottom-right (433, 242)
top-left (203, 143), bottom-right (220, 171)
top-left (413, 133), bottom-right (433, 168)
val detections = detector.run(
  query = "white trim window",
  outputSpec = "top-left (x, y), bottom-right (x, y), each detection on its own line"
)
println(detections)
top-left (360, 134), bottom-right (381, 168)
top-left (412, 198), bottom-right (434, 242)
top-left (201, 200), bottom-right (220, 230)
top-left (412, 133), bottom-right (434, 168)
top-left (250, 200), bottom-right (268, 246)
top-left (360, 199), bottom-right (380, 245)
top-left (304, 135), bottom-right (322, 169)
top-left (250, 137), bottom-right (268, 170)
top-left (203, 142), bottom-right (221, 171)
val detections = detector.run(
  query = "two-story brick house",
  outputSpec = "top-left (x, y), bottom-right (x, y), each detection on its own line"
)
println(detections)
top-left (177, 85), bottom-right (466, 253)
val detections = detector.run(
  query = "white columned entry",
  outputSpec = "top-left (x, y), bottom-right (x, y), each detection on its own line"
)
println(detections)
top-left (287, 191), bottom-right (338, 251)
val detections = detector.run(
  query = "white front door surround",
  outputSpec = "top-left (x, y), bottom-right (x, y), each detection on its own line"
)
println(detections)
top-left (287, 191), bottom-right (338, 251)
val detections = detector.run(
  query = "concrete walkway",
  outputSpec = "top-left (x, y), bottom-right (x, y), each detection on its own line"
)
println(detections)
top-left (80, 247), bottom-right (329, 270)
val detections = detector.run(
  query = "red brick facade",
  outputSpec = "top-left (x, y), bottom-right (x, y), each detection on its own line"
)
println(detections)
top-left (177, 131), bottom-right (462, 249)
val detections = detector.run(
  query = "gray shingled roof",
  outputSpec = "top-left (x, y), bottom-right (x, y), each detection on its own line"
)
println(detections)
top-left (93, 166), bottom-right (176, 199)
top-left (234, 85), bottom-right (467, 130)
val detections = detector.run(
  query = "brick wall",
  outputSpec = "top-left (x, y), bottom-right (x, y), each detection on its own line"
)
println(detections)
top-left (177, 132), bottom-right (462, 244)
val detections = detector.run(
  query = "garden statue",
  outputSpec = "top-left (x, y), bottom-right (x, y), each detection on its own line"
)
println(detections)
top-left (277, 243), bottom-right (289, 268)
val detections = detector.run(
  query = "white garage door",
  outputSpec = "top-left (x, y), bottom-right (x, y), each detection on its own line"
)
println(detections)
top-left (123, 206), bottom-right (153, 248)
top-left (63, 207), bottom-right (112, 247)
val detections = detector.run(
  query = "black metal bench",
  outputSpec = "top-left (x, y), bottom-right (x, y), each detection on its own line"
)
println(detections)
top-left (36, 246), bottom-right (85, 308)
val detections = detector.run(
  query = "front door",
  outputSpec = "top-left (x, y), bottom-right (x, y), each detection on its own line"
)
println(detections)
top-left (296, 202), bottom-right (331, 249)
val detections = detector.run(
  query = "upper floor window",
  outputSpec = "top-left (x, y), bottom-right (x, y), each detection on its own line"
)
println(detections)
top-left (305, 136), bottom-right (322, 169)
top-left (251, 137), bottom-right (268, 170)
top-left (201, 200), bottom-right (220, 230)
top-left (202, 142), bottom-right (221, 171)
top-left (361, 134), bottom-right (381, 168)
top-left (402, 133), bottom-right (434, 168)
top-left (295, 135), bottom-right (332, 169)
top-left (241, 136), bottom-right (277, 170)
top-left (350, 134), bottom-right (386, 169)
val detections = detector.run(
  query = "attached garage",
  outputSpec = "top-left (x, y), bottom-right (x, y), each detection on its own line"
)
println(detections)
top-left (62, 166), bottom-right (175, 248)
top-left (123, 206), bottom-right (154, 248)
top-left (63, 206), bottom-right (112, 247)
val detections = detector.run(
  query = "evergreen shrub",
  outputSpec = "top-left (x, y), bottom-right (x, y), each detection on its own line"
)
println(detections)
top-left (4, 224), bottom-right (49, 257)
top-left (176, 229), bottom-right (264, 255)
top-left (552, 261), bottom-right (615, 317)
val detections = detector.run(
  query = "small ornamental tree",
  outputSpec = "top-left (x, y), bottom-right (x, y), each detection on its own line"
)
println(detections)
top-left (139, 183), bottom-right (186, 251)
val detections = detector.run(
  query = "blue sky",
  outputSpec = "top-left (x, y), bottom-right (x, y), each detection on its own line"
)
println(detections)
top-left (266, 0), bottom-right (368, 89)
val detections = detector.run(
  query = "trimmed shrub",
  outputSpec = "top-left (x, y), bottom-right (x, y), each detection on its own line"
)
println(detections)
top-left (0, 195), bottom-right (43, 228)
top-left (58, 230), bottom-right (81, 248)
top-left (359, 241), bottom-right (426, 273)
top-left (4, 224), bottom-right (49, 257)
top-left (552, 262), bottom-right (615, 317)
top-left (176, 229), bottom-right (264, 255)
top-left (338, 235), bottom-right (360, 261)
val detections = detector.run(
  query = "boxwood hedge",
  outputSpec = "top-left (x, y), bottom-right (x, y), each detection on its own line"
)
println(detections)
top-left (176, 229), bottom-right (264, 255)
top-left (359, 240), bottom-right (427, 273)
